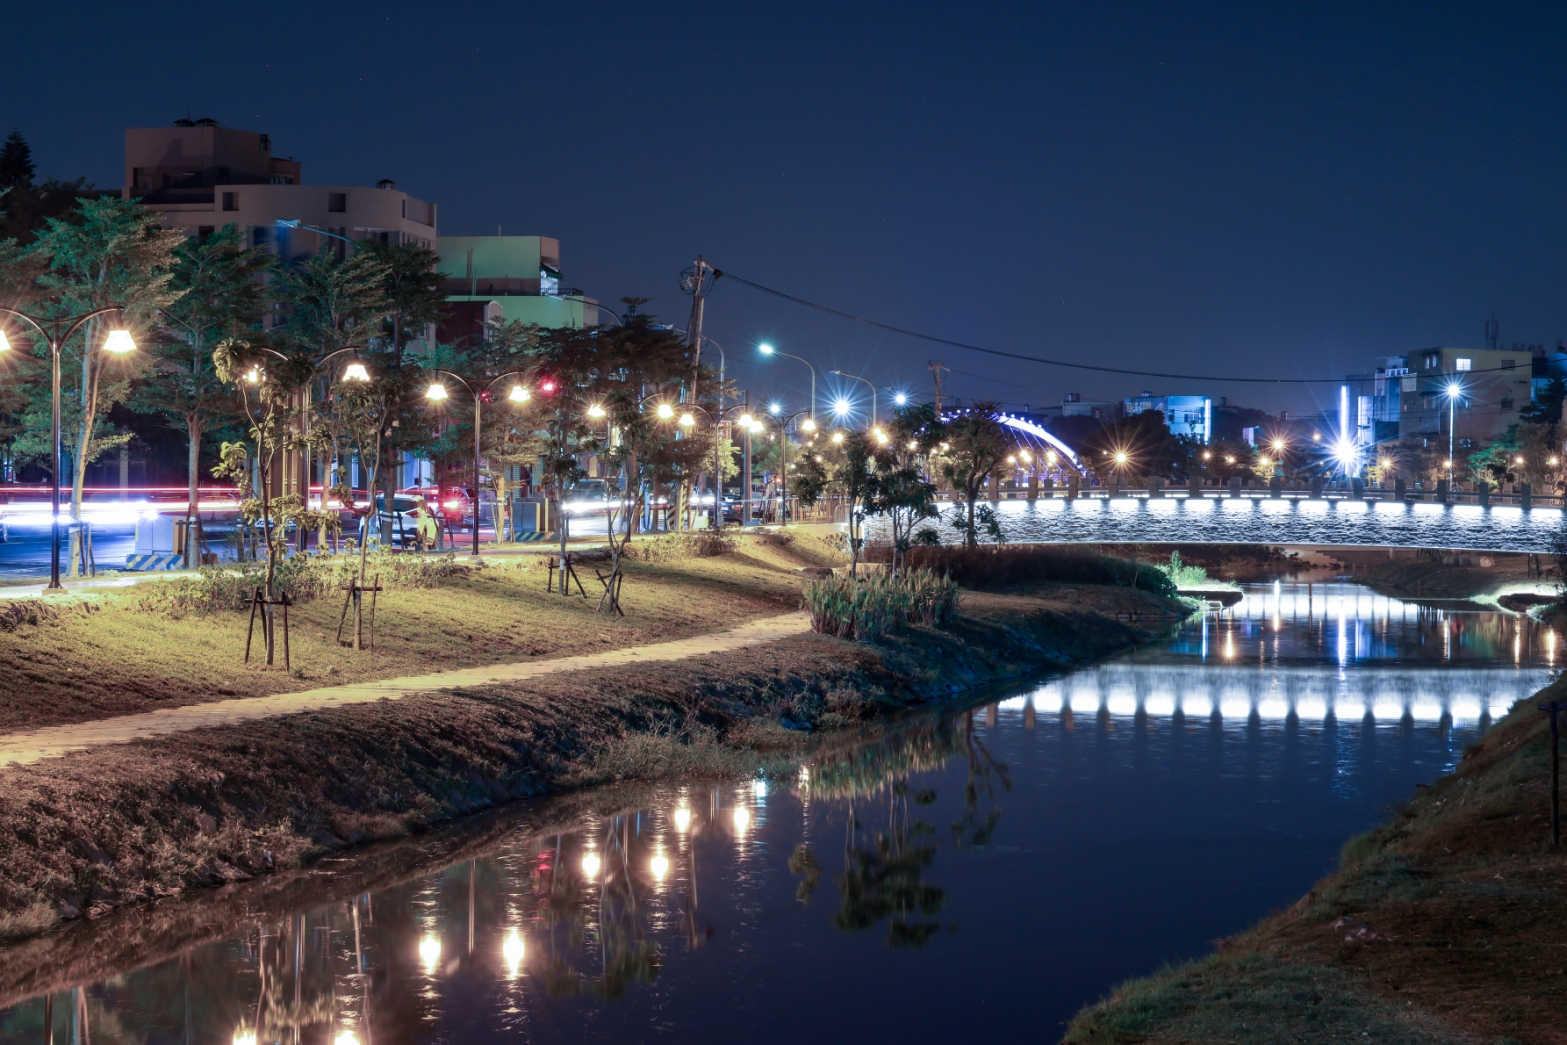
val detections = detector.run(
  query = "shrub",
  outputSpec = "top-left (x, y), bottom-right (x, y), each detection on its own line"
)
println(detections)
top-left (1159, 550), bottom-right (1211, 587)
top-left (626, 528), bottom-right (736, 562)
top-left (803, 568), bottom-right (959, 641)
top-left (870, 544), bottom-right (1177, 598)
top-left (133, 551), bottom-right (480, 615)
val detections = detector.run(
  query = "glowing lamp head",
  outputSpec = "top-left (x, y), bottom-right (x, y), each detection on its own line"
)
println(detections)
top-left (679, 412), bottom-right (696, 428)
top-left (1272, 439), bottom-right (1285, 451)
top-left (1515, 455), bottom-right (1525, 465)
top-left (509, 385), bottom-right (530, 403)
top-left (244, 366), bottom-right (262, 385)
top-left (1007, 455), bottom-right (1017, 465)
top-left (1259, 456), bottom-right (1270, 467)
top-left (0, 330), bottom-right (9, 353)
top-left (1046, 451), bottom-right (1057, 463)
top-left (769, 401), bottom-right (782, 414)
top-left (656, 402), bottom-right (674, 419)
top-left (758, 343), bottom-right (774, 355)
top-left (831, 431), bottom-right (844, 444)
top-left (1551, 456), bottom-right (1560, 466)
top-left (736, 412), bottom-right (752, 428)
top-left (1380, 458), bottom-right (1391, 468)
top-left (1225, 455), bottom-right (1236, 464)
top-left (1020, 450), bottom-right (1031, 462)
top-left (587, 403), bottom-right (606, 419)
top-left (894, 392), bottom-right (908, 405)
top-left (1447, 382), bottom-right (1462, 398)
top-left (342, 362), bottom-right (371, 383)
top-left (539, 378), bottom-right (557, 394)
top-left (1114, 452), bottom-right (1128, 465)
top-left (908, 440), bottom-right (919, 450)
top-left (102, 329), bottom-right (136, 355)
top-left (426, 382), bottom-right (449, 401)
top-left (833, 398), bottom-right (851, 416)
top-left (1202, 451), bottom-right (1211, 460)
top-left (801, 417), bottom-right (816, 432)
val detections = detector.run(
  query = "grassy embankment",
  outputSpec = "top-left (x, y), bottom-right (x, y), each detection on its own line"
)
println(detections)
top-left (1064, 681), bottom-right (1567, 1045)
top-left (0, 533), bottom-right (1187, 940)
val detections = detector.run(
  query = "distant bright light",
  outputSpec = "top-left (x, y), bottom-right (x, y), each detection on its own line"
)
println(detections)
top-left (1259, 456), bottom-right (1270, 467)
top-left (1514, 456), bottom-right (1525, 465)
top-left (769, 402), bottom-right (782, 414)
top-left (801, 417), bottom-right (816, 431)
top-left (1446, 381), bottom-right (1463, 398)
top-left (1202, 451), bottom-right (1211, 460)
top-left (1380, 458), bottom-right (1391, 467)
top-left (0, 331), bottom-right (9, 353)
top-left (1312, 432), bottom-right (1321, 441)
top-left (509, 385), bottom-right (529, 402)
top-left (656, 402), bottom-right (674, 419)
top-left (244, 366), bottom-right (262, 385)
top-left (503, 931), bottom-right (525, 978)
top-left (587, 403), bottom-right (606, 419)
top-left (342, 362), bottom-right (371, 383)
top-left (103, 329), bottom-right (136, 354)
top-left (833, 398), bottom-right (852, 415)
top-left (1114, 452), bottom-right (1128, 464)
top-left (582, 852), bottom-right (601, 877)
top-left (540, 378), bottom-right (557, 393)
top-left (679, 412), bottom-right (696, 427)
top-left (831, 431), bottom-right (844, 444)
top-left (426, 383), bottom-right (448, 401)
top-left (1333, 440), bottom-right (1359, 466)
top-left (759, 343), bottom-right (774, 355)
top-left (894, 392), bottom-right (908, 405)
top-left (1272, 439), bottom-right (1285, 451)
top-left (419, 935), bottom-right (441, 976)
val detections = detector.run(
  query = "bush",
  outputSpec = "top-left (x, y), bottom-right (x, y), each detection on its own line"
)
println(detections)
top-left (803, 568), bottom-right (959, 641)
top-left (1159, 550), bottom-right (1210, 587)
top-left (870, 544), bottom-right (1178, 598)
top-left (626, 528), bottom-right (737, 562)
top-left (133, 551), bottom-right (480, 615)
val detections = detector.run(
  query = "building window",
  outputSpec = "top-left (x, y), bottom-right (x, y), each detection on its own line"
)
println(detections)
top-left (1423, 353), bottom-right (1438, 368)
top-left (222, 192), bottom-right (238, 212)
top-left (197, 226), bottom-right (214, 243)
top-left (1456, 357), bottom-right (1471, 371)
top-left (1503, 358), bottom-right (1516, 369)
top-left (252, 227), bottom-right (267, 247)
top-left (401, 200), bottom-right (407, 218)
top-left (328, 193), bottom-right (347, 213)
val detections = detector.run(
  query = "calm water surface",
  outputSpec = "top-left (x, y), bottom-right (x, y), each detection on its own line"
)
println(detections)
top-left (3, 581), bottom-right (1557, 1044)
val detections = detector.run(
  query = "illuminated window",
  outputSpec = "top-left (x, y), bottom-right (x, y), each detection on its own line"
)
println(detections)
top-left (1455, 358), bottom-right (1471, 371)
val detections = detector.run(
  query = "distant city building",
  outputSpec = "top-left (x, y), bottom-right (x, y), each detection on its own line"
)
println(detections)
top-left (1349, 347), bottom-right (1534, 451)
top-left (126, 120), bottom-right (437, 259)
top-left (1120, 392), bottom-right (1212, 443)
top-left (1061, 392), bottom-right (1118, 422)
top-left (435, 236), bottom-right (599, 346)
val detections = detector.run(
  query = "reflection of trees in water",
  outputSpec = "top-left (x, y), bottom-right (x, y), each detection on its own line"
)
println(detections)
top-left (792, 707), bottom-right (1010, 948)
top-left (536, 815), bottom-right (661, 999)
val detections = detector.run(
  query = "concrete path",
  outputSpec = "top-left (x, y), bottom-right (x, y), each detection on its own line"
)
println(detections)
top-left (0, 612), bottom-right (812, 768)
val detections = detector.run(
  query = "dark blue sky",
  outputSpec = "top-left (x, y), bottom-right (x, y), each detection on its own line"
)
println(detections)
top-left (10, 1), bottom-right (1566, 415)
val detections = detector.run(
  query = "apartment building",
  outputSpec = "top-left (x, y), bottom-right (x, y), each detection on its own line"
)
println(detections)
top-left (125, 120), bottom-right (437, 256)
top-left (1121, 393), bottom-right (1213, 443)
top-left (436, 235), bottom-right (599, 345)
top-left (1365, 347), bottom-right (1534, 450)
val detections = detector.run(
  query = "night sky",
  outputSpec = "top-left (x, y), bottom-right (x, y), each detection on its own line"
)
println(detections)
top-left (10, 1), bottom-right (1566, 416)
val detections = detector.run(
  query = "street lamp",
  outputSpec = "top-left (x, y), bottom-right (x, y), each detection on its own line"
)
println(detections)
top-left (758, 344), bottom-right (818, 419)
top-left (1445, 380), bottom-right (1463, 486)
top-left (673, 401), bottom-right (757, 528)
top-left (762, 404), bottom-right (813, 525)
top-left (830, 371), bottom-right (877, 428)
top-left (423, 369), bottom-right (530, 556)
top-left (0, 305), bottom-right (134, 588)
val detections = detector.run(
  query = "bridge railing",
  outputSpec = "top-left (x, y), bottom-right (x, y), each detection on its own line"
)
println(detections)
top-left (966, 482), bottom-right (1565, 509)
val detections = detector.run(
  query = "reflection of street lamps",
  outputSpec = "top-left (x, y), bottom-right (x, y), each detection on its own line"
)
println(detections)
top-left (830, 371), bottom-right (877, 427)
top-left (759, 344), bottom-right (818, 419)
top-left (0, 306), bottom-right (135, 588)
top-left (424, 370), bottom-right (530, 556)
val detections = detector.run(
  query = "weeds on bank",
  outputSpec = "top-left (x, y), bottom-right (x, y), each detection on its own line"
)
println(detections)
top-left (877, 544), bottom-right (1178, 597)
top-left (803, 568), bottom-right (959, 641)
top-left (624, 528), bottom-right (736, 562)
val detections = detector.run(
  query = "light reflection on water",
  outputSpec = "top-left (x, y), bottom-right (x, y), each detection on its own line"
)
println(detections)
top-left (0, 583), bottom-right (1556, 1044)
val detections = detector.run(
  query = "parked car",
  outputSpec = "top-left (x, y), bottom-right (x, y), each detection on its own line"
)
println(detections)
top-left (359, 492), bottom-right (427, 548)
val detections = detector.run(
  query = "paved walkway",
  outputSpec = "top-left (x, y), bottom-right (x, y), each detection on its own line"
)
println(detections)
top-left (0, 612), bottom-right (813, 768)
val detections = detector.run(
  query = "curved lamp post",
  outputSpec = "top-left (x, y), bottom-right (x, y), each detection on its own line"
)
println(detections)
top-left (0, 306), bottom-right (135, 588)
top-left (424, 370), bottom-right (530, 556)
top-left (761, 404), bottom-right (815, 525)
top-left (759, 344), bottom-right (817, 420)
top-left (830, 371), bottom-right (877, 429)
top-left (676, 401), bottom-right (757, 528)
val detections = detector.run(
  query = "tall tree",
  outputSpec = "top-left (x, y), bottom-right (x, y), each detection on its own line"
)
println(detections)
top-left (0, 131), bottom-right (34, 189)
top-left (362, 242), bottom-right (446, 365)
top-left (146, 224), bottom-right (273, 565)
top-left (25, 197), bottom-right (183, 573)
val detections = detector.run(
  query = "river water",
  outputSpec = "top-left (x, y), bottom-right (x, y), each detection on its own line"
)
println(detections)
top-left (1, 581), bottom-right (1557, 1044)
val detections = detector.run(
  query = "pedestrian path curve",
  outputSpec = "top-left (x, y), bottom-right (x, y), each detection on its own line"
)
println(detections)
top-left (0, 612), bottom-right (812, 768)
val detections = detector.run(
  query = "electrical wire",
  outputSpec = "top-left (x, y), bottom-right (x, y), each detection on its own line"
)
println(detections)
top-left (714, 269), bottom-right (1529, 385)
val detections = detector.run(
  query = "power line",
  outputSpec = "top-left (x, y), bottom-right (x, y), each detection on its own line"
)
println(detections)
top-left (714, 269), bottom-right (1522, 385)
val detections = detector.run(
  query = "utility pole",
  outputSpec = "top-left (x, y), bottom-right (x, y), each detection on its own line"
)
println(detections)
top-left (680, 257), bottom-right (715, 530)
top-left (929, 359), bottom-right (949, 412)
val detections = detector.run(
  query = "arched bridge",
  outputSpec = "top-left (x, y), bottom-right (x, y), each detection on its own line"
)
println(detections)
top-left (874, 488), bottom-right (1565, 554)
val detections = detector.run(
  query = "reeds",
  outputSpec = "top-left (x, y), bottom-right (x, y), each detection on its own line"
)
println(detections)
top-left (803, 568), bottom-right (959, 641)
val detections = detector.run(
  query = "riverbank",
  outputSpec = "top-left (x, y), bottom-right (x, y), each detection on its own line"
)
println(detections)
top-left (1063, 669), bottom-right (1567, 1043)
top-left (0, 534), bottom-right (1187, 941)
top-left (1360, 555), bottom-right (1553, 609)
